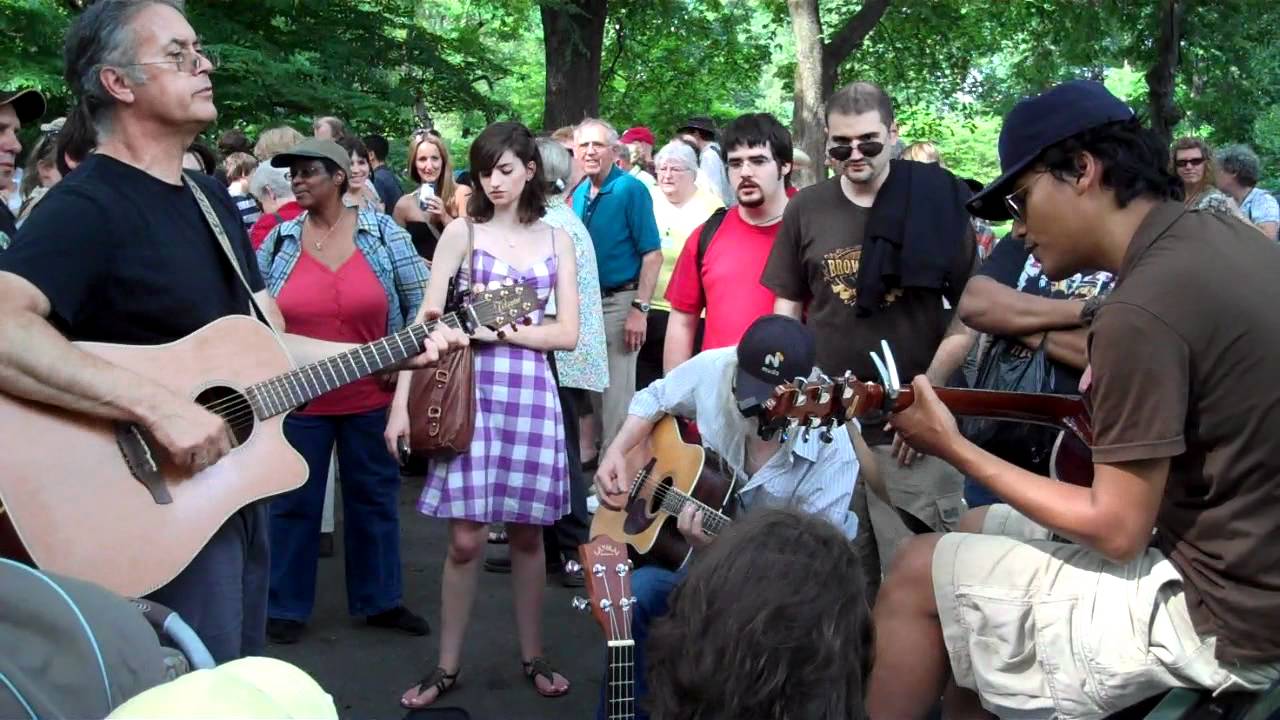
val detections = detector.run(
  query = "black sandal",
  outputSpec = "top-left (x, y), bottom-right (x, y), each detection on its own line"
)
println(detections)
top-left (522, 656), bottom-right (569, 698)
top-left (401, 666), bottom-right (459, 709)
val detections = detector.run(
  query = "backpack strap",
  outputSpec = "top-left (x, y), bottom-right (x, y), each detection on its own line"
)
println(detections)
top-left (695, 207), bottom-right (729, 280)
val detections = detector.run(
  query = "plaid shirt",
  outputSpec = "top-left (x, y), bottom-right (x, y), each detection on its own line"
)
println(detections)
top-left (256, 209), bottom-right (428, 335)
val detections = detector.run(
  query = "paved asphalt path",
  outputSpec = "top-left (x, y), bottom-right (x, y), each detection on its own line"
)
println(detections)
top-left (265, 478), bottom-right (605, 720)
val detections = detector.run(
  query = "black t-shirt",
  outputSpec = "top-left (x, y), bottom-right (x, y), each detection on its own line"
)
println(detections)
top-left (0, 154), bottom-right (265, 344)
top-left (761, 177), bottom-right (975, 443)
top-left (976, 235), bottom-right (1113, 395)
top-left (0, 202), bottom-right (16, 247)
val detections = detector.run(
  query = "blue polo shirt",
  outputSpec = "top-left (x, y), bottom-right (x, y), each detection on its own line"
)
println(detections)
top-left (572, 166), bottom-right (661, 290)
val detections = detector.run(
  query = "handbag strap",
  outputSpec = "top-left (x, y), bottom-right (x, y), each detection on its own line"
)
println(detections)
top-left (184, 173), bottom-right (276, 331)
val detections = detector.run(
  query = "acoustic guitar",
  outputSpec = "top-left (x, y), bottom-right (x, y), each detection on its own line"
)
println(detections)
top-left (758, 376), bottom-right (1096, 486)
top-left (574, 536), bottom-right (637, 720)
top-left (0, 283), bottom-right (538, 597)
top-left (589, 416), bottom-right (734, 571)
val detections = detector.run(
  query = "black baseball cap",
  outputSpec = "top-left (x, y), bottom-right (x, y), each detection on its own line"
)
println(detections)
top-left (0, 88), bottom-right (46, 124)
top-left (967, 80), bottom-right (1135, 221)
top-left (269, 138), bottom-right (351, 173)
top-left (678, 116), bottom-right (717, 138)
top-left (733, 315), bottom-right (817, 408)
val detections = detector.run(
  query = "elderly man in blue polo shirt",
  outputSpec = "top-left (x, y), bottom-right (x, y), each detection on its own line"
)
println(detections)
top-left (571, 118), bottom-right (662, 456)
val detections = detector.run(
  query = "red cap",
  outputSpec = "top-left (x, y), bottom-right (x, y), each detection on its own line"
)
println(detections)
top-left (621, 126), bottom-right (655, 146)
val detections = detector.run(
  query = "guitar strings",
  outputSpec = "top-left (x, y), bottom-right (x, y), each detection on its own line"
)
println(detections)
top-left (635, 470), bottom-right (730, 535)
top-left (197, 296), bottom-right (505, 424)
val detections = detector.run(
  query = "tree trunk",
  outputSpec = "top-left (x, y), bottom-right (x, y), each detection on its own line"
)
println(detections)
top-left (788, 0), bottom-right (892, 187)
top-left (1146, 0), bottom-right (1184, 145)
top-left (788, 0), bottom-right (825, 188)
top-left (541, 0), bottom-right (609, 132)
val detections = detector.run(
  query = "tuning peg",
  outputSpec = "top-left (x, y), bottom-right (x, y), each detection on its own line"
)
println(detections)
top-left (496, 329), bottom-right (507, 340)
top-left (802, 425), bottom-right (812, 442)
top-left (819, 428), bottom-right (833, 443)
top-left (522, 317), bottom-right (533, 326)
top-left (571, 596), bottom-right (589, 612)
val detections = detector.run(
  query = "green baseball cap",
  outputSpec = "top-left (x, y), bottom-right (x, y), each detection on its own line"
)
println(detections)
top-left (269, 138), bottom-right (350, 173)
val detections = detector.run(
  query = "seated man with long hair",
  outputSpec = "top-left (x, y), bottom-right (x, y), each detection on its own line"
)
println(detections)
top-left (647, 507), bottom-right (873, 720)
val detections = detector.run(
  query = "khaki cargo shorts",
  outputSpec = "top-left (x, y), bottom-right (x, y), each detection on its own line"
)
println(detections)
top-left (932, 504), bottom-right (1280, 720)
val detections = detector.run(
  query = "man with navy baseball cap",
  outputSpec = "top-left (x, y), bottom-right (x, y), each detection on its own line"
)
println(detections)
top-left (869, 79), bottom-right (1280, 719)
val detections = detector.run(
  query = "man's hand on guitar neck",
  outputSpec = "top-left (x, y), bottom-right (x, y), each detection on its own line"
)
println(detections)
top-left (884, 375), bottom-right (965, 463)
top-left (675, 505), bottom-right (714, 549)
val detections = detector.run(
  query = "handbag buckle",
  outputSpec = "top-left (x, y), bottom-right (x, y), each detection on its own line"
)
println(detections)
top-left (427, 407), bottom-right (443, 419)
top-left (435, 369), bottom-right (450, 383)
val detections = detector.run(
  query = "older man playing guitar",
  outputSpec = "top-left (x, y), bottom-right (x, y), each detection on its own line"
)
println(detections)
top-left (0, 0), bottom-right (465, 661)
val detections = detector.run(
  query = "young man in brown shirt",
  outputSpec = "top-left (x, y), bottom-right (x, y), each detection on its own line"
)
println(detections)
top-left (868, 79), bottom-right (1280, 719)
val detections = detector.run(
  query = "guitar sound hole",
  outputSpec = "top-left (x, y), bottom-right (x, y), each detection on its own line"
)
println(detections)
top-left (648, 476), bottom-right (675, 515)
top-left (194, 385), bottom-right (254, 446)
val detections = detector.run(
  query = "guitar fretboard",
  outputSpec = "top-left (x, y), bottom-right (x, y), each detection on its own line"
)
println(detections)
top-left (638, 466), bottom-right (732, 536)
top-left (244, 312), bottom-right (466, 419)
top-left (607, 640), bottom-right (636, 720)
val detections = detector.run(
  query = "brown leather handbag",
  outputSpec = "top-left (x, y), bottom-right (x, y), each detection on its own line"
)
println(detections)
top-left (404, 220), bottom-right (476, 463)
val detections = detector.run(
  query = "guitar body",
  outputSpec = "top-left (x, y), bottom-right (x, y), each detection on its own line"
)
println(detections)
top-left (1050, 429), bottom-right (1095, 487)
top-left (589, 416), bottom-right (734, 571)
top-left (0, 316), bottom-right (308, 597)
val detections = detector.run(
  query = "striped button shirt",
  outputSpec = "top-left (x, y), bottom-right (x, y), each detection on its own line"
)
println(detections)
top-left (628, 347), bottom-right (860, 538)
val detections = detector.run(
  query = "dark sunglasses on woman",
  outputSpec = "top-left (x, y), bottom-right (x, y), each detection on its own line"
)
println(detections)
top-left (827, 140), bottom-right (886, 162)
top-left (1174, 157), bottom-right (1206, 168)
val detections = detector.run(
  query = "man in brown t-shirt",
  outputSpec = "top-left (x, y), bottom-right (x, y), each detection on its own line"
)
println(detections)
top-left (761, 81), bottom-right (976, 593)
top-left (867, 79), bottom-right (1280, 720)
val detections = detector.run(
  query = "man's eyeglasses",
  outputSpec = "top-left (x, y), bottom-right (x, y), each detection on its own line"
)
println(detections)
top-left (1004, 172), bottom-right (1045, 224)
top-left (827, 141), bottom-right (885, 162)
top-left (123, 47), bottom-right (218, 76)
top-left (1174, 157), bottom-right (1206, 169)
top-left (726, 156), bottom-right (775, 170)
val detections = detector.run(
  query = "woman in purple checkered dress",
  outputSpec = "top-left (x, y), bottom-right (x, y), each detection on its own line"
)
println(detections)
top-left (385, 122), bottom-right (579, 709)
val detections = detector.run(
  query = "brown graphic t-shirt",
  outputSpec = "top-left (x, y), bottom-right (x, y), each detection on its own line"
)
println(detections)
top-left (761, 176), bottom-right (975, 398)
top-left (1088, 201), bottom-right (1280, 664)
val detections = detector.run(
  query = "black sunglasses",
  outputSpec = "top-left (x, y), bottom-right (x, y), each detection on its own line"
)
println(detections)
top-left (1174, 157), bottom-right (1206, 168)
top-left (827, 141), bottom-right (886, 162)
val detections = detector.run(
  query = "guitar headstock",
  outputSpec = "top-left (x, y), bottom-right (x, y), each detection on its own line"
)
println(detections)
top-left (758, 372), bottom-right (888, 441)
top-left (576, 536), bottom-right (635, 643)
top-left (466, 282), bottom-right (538, 336)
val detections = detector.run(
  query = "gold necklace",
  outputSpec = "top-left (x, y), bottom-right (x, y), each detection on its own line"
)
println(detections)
top-left (308, 210), bottom-right (345, 251)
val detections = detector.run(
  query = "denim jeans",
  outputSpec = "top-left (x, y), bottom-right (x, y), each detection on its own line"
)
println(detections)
top-left (146, 503), bottom-right (269, 663)
top-left (268, 408), bottom-right (403, 621)
top-left (596, 565), bottom-right (686, 720)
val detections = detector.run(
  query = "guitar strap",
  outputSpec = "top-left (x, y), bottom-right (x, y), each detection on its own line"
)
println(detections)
top-left (184, 174), bottom-right (277, 333)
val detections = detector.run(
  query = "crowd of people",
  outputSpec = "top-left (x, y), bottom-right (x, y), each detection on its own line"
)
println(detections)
top-left (1, 1), bottom-right (1279, 719)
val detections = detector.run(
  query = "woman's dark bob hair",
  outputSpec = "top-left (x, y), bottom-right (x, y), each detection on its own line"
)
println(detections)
top-left (467, 121), bottom-right (546, 224)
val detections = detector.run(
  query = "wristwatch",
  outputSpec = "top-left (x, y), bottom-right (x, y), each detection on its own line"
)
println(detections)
top-left (631, 299), bottom-right (651, 313)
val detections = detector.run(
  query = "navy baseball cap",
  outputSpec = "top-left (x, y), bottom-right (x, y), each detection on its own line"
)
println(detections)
top-left (967, 80), bottom-right (1135, 221)
top-left (733, 315), bottom-right (817, 408)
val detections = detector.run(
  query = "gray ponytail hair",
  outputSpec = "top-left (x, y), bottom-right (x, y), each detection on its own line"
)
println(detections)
top-left (62, 0), bottom-right (185, 139)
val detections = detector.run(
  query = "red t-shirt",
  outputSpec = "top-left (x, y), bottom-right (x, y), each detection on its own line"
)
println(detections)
top-left (249, 201), bottom-right (304, 250)
top-left (664, 209), bottom-right (780, 351)
top-left (276, 249), bottom-right (393, 415)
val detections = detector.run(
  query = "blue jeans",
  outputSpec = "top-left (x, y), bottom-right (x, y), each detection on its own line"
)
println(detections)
top-left (268, 409), bottom-right (403, 621)
top-left (147, 504), bottom-right (269, 662)
top-left (596, 565), bottom-right (686, 720)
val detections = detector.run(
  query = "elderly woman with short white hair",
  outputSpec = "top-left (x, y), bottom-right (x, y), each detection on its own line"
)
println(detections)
top-left (247, 163), bottom-right (301, 250)
top-left (636, 140), bottom-right (724, 389)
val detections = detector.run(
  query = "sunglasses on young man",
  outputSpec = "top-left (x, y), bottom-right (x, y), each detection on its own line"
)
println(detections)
top-left (827, 140), bottom-right (886, 162)
top-left (1174, 157), bottom-right (1206, 169)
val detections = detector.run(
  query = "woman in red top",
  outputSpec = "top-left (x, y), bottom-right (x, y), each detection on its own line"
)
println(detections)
top-left (255, 139), bottom-right (430, 645)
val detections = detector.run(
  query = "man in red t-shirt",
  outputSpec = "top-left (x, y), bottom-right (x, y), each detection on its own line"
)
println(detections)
top-left (663, 113), bottom-right (793, 370)
top-left (248, 163), bottom-right (303, 249)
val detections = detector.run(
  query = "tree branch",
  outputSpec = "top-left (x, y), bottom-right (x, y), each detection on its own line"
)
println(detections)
top-left (599, 18), bottom-right (626, 88)
top-left (822, 0), bottom-right (892, 68)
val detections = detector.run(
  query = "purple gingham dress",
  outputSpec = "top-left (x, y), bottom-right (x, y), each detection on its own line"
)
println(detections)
top-left (418, 245), bottom-right (568, 525)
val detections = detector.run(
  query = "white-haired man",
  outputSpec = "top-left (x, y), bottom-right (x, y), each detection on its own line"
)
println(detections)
top-left (247, 163), bottom-right (300, 249)
top-left (570, 118), bottom-right (662, 458)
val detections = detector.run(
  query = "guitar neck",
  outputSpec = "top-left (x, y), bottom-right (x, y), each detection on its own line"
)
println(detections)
top-left (892, 386), bottom-right (1085, 431)
top-left (607, 640), bottom-right (636, 720)
top-left (654, 481), bottom-right (732, 536)
top-left (247, 312), bottom-right (465, 419)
